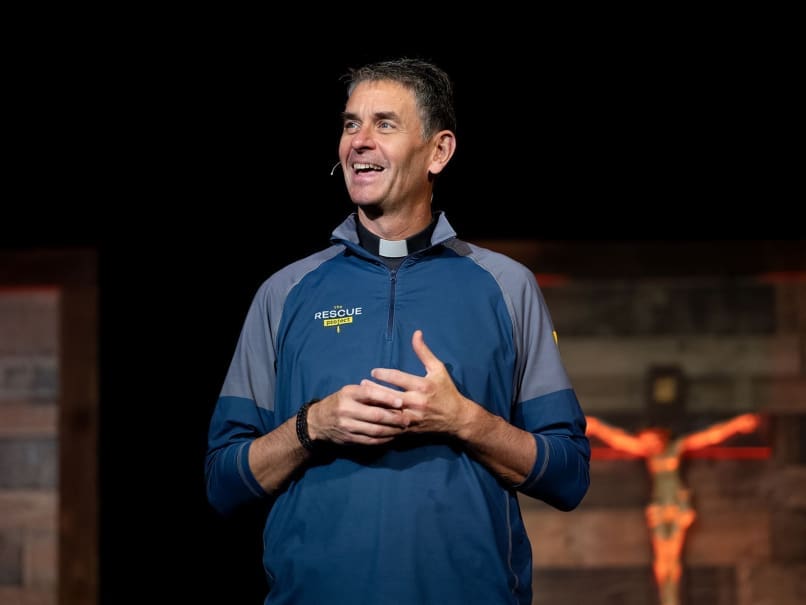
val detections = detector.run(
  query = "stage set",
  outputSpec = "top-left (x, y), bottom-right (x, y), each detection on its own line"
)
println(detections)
top-left (1, 241), bottom-right (804, 605)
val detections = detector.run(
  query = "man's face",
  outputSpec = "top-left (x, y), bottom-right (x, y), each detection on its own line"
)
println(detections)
top-left (338, 80), bottom-right (434, 211)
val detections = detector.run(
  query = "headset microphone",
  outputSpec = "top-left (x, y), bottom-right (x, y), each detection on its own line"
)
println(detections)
top-left (330, 162), bottom-right (341, 176)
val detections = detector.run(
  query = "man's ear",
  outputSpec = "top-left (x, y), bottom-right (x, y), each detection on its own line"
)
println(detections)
top-left (428, 130), bottom-right (456, 175)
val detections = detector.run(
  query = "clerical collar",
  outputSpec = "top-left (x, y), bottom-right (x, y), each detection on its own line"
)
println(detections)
top-left (379, 239), bottom-right (408, 258)
top-left (356, 215), bottom-right (438, 258)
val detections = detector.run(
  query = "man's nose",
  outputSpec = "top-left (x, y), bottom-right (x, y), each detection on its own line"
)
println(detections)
top-left (351, 125), bottom-right (376, 149)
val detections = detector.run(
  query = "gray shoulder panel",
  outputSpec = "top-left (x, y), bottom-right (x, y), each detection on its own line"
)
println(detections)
top-left (451, 240), bottom-right (573, 403)
top-left (220, 244), bottom-right (344, 410)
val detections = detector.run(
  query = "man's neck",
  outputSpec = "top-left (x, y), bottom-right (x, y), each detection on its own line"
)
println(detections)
top-left (356, 201), bottom-right (434, 241)
top-left (356, 212), bottom-right (438, 259)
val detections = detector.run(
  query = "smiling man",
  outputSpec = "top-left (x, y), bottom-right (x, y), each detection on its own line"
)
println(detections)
top-left (205, 57), bottom-right (591, 605)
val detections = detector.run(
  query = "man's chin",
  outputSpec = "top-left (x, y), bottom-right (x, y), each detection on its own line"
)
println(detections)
top-left (351, 196), bottom-right (382, 208)
top-left (353, 201), bottom-right (383, 219)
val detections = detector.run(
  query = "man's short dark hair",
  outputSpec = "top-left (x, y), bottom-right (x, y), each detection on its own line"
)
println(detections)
top-left (344, 57), bottom-right (457, 139)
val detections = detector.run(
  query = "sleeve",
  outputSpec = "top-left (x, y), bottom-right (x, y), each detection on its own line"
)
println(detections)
top-left (204, 281), bottom-right (278, 516)
top-left (508, 267), bottom-right (591, 511)
top-left (514, 393), bottom-right (591, 511)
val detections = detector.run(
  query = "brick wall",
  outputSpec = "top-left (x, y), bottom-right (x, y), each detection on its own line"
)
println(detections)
top-left (522, 275), bottom-right (806, 605)
top-left (0, 289), bottom-right (59, 605)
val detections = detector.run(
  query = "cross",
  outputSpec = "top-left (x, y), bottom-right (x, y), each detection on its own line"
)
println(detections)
top-left (584, 365), bottom-right (765, 605)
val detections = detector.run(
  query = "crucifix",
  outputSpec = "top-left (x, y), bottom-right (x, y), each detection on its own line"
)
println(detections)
top-left (584, 365), bottom-right (764, 605)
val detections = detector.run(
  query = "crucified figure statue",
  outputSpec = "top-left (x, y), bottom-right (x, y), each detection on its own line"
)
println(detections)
top-left (585, 412), bottom-right (761, 605)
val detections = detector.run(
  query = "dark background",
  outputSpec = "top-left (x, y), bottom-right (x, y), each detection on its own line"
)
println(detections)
top-left (5, 22), bottom-right (798, 604)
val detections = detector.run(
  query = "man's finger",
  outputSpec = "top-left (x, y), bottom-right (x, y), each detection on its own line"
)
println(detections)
top-left (411, 329), bottom-right (441, 373)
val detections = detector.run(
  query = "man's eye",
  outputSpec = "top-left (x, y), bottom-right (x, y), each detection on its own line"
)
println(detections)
top-left (378, 121), bottom-right (394, 130)
top-left (344, 121), bottom-right (359, 131)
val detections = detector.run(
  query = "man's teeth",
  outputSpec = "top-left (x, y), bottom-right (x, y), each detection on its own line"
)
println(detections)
top-left (354, 163), bottom-right (383, 172)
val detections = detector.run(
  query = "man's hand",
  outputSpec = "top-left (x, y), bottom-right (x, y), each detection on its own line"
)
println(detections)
top-left (365, 329), bottom-right (471, 436)
top-left (307, 381), bottom-right (410, 446)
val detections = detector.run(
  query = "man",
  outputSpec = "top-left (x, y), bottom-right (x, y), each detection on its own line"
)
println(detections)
top-left (205, 57), bottom-right (590, 605)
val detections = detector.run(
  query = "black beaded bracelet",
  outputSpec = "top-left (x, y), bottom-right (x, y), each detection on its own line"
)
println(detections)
top-left (295, 399), bottom-right (321, 452)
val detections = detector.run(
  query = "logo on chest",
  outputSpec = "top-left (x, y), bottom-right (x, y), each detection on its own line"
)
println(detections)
top-left (314, 305), bottom-right (363, 333)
